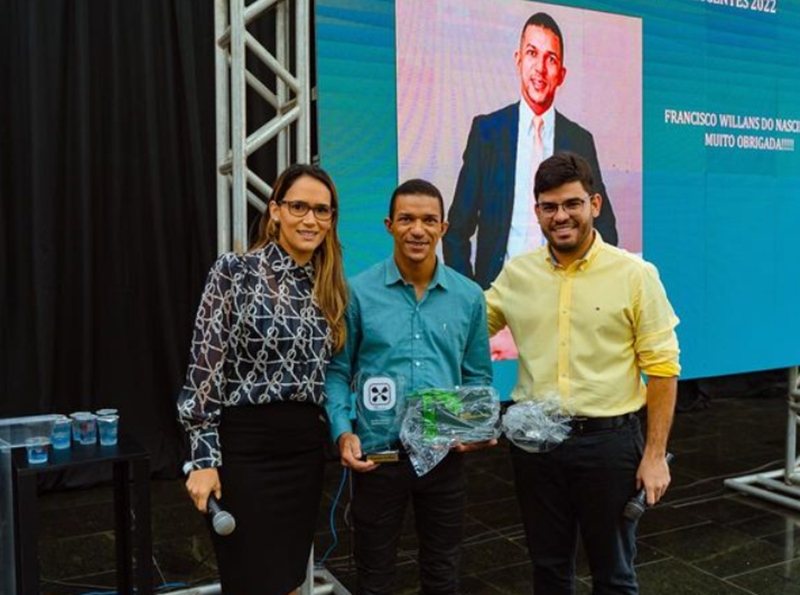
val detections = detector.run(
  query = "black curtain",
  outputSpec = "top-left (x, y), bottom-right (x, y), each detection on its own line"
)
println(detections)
top-left (1, 0), bottom-right (222, 481)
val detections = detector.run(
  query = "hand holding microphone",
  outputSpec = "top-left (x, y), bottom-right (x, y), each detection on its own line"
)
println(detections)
top-left (183, 463), bottom-right (236, 536)
top-left (623, 453), bottom-right (674, 522)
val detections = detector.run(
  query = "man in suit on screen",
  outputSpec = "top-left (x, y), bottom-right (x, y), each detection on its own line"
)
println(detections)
top-left (444, 11), bottom-right (618, 292)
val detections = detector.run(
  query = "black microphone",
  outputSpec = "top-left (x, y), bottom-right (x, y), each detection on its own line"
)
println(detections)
top-left (623, 453), bottom-right (674, 522)
top-left (183, 462), bottom-right (236, 536)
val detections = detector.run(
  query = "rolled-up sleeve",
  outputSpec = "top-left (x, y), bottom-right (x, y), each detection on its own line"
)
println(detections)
top-left (634, 263), bottom-right (681, 378)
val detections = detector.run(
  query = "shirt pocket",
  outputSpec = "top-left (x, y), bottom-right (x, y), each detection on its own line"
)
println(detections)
top-left (422, 311), bottom-right (468, 355)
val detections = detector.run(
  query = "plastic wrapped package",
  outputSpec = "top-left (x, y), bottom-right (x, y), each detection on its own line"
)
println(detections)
top-left (400, 386), bottom-right (501, 476)
top-left (501, 396), bottom-right (573, 453)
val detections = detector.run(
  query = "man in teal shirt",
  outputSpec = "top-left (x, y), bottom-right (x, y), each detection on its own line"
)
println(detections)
top-left (325, 179), bottom-right (493, 595)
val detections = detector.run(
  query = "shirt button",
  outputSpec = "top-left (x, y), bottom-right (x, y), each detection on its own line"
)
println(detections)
top-left (414, 334), bottom-right (421, 339)
top-left (415, 361), bottom-right (421, 367)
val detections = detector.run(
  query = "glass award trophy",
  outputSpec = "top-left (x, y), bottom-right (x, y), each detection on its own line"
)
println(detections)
top-left (355, 373), bottom-right (407, 463)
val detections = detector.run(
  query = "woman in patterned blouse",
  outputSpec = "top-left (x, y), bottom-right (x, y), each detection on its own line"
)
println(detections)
top-left (177, 164), bottom-right (347, 595)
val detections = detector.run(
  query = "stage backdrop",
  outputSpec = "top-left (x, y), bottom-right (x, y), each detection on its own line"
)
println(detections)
top-left (316, 0), bottom-right (800, 388)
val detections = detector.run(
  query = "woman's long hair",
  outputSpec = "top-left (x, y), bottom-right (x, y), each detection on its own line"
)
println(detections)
top-left (251, 164), bottom-right (348, 352)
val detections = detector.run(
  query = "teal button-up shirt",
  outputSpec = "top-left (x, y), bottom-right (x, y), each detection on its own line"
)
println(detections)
top-left (325, 257), bottom-right (492, 453)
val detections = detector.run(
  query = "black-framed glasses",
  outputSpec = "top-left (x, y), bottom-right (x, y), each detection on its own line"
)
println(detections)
top-left (279, 200), bottom-right (335, 221)
top-left (537, 197), bottom-right (589, 217)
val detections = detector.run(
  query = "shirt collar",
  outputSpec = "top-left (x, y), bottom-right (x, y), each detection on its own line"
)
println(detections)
top-left (264, 242), bottom-right (315, 280)
top-left (543, 231), bottom-right (605, 270)
top-left (519, 98), bottom-right (555, 136)
top-left (384, 256), bottom-right (449, 291)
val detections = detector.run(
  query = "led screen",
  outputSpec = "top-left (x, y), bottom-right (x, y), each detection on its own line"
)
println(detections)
top-left (317, 0), bottom-right (800, 386)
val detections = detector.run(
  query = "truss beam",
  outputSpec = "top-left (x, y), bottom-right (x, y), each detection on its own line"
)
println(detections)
top-left (215, 0), bottom-right (311, 254)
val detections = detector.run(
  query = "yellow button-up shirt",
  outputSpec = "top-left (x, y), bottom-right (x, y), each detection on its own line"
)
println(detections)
top-left (485, 234), bottom-right (680, 416)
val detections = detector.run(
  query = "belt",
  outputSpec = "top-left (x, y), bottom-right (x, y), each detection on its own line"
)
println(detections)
top-left (568, 412), bottom-right (636, 435)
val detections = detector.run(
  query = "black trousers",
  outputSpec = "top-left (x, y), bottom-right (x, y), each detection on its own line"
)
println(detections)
top-left (352, 452), bottom-right (466, 595)
top-left (510, 417), bottom-right (644, 595)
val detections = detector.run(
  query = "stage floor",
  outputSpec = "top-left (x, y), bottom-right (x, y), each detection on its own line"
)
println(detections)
top-left (34, 385), bottom-right (800, 595)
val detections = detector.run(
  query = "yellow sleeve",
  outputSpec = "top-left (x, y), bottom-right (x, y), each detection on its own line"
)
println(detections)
top-left (634, 263), bottom-right (681, 377)
top-left (484, 270), bottom-right (508, 338)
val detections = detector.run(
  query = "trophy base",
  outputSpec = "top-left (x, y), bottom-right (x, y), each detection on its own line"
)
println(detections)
top-left (366, 450), bottom-right (400, 463)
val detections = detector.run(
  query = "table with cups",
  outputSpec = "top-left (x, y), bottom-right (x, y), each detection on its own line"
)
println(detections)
top-left (8, 410), bottom-right (151, 595)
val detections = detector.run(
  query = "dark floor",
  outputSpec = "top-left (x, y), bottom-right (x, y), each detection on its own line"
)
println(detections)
top-left (31, 381), bottom-right (800, 595)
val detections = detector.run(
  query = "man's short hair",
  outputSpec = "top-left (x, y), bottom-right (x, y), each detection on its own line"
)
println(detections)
top-left (521, 12), bottom-right (565, 61)
top-left (534, 152), bottom-right (594, 199)
top-left (389, 179), bottom-right (445, 220)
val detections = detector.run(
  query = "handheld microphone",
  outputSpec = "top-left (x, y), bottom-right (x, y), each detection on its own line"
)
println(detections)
top-left (207, 494), bottom-right (236, 536)
top-left (183, 462), bottom-right (236, 536)
top-left (623, 453), bottom-right (674, 522)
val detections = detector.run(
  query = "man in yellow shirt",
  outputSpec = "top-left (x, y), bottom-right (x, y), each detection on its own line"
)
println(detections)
top-left (485, 152), bottom-right (680, 594)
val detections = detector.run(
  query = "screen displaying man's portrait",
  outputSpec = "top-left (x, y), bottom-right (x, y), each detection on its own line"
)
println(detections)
top-left (396, 0), bottom-right (642, 360)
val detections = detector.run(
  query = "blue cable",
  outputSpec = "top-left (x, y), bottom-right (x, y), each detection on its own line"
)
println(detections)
top-left (158, 583), bottom-right (189, 591)
top-left (55, 580), bottom-right (188, 595)
top-left (316, 467), bottom-right (349, 567)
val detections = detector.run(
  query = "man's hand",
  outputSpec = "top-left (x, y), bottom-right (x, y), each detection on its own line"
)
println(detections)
top-left (636, 453), bottom-right (670, 506)
top-left (185, 467), bottom-right (221, 513)
top-left (338, 432), bottom-right (378, 472)
top-left (452, 438), bottom-right (498, 453)
top-left (637, 375), bottom-right (677, 506)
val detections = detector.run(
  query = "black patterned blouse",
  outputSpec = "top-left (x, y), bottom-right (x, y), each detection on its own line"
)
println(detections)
top-left (177, 243), bottom-right (332, 469)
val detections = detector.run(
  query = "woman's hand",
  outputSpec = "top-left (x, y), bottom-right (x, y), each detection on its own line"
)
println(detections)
top-left (185, 467), bottom-right (222, 513)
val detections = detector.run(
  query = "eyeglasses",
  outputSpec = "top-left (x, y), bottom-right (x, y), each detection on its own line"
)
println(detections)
top-left (537, 197), bottom-right (589, 217)
top-left (278, 200), bottom-right (335, 221)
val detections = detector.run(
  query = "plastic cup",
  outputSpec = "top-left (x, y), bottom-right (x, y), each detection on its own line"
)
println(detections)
top-left (70, 411), bottom-right (89, 442)
top-left (25, 436), bottom-right (50, 464)
top-left (95, 408), bottom-right (118, 417)
top-left (97, 415), bottom-right (119, 446)
top-left (51, 416), bottom-right (71, 450)
top-left (70, 412), bottom-right (98, 445)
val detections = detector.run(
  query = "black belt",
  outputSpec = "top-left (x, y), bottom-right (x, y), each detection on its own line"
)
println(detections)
top-left (569, 412), bottom-right (636, 435)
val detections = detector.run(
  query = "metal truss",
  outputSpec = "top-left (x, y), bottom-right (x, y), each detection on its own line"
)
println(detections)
top-left (207, 3), bottom-right (349, 592)
top-left (214, 0), bottom-right (311, 254)
top-left (725, 367), bottom-right (800, 510)
top-left (166, 548), bottom-right (350, 595)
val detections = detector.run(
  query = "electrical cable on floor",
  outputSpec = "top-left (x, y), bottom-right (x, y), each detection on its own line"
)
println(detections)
top-left (42, 583), bottom-right (190, 595)
top-left (153, 555), bottom-right (169, 587)
top-left (644, 457), bottom-right (785, 509)
top-left (664, 487), bottom-right (731, 508)
top-left (316, 467), bottom-right (349, 567)
top-left (42, 566), bottom-right (188, 595)
top-left (41, 578), bottom-right (116, 592)
top-left (664, 457), bottom-right (783, 495)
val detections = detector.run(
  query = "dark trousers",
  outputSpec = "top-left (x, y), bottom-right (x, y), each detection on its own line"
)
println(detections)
top-left (510, 417), bottom-right (644, 595)
top-left (352, 452), bottom-right (466, 595)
